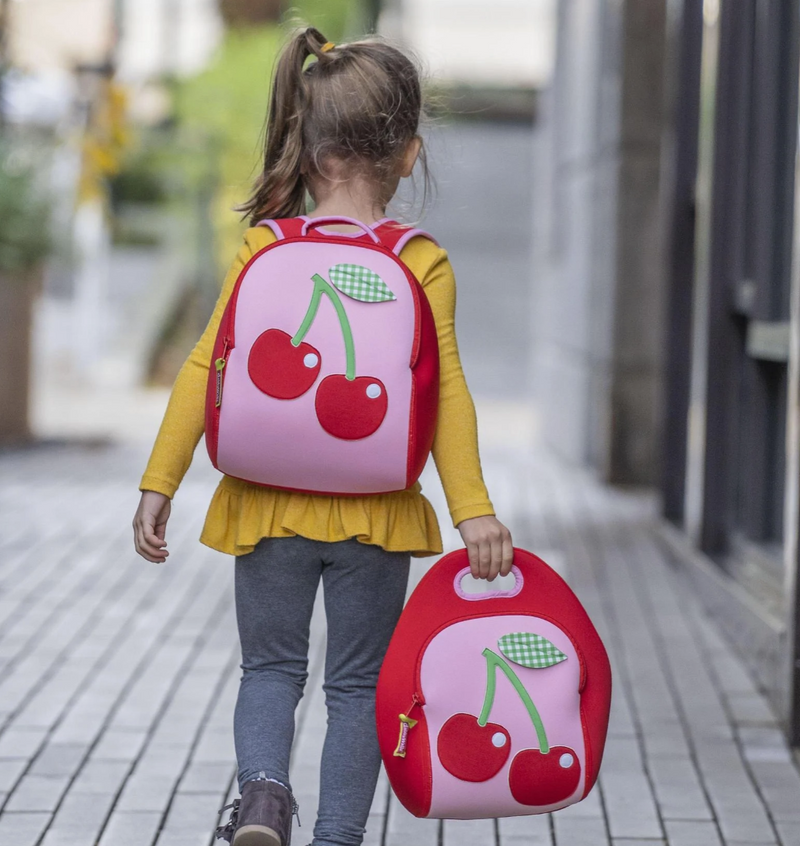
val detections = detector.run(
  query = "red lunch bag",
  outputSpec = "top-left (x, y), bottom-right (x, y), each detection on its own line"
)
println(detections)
top-left (376, 547), bottom-right (612, 820)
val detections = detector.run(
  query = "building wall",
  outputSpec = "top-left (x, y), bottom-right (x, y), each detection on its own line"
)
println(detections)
top-left (530, 0), bottom-right (668, 484)
top-left (9, 0), bottom-right (222, 81)
top-left (381, 0), bottom-right (557, 88)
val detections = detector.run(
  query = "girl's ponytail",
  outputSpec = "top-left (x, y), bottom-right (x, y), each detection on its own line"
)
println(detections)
top-left (241, 26), bottom-right (429, 225)
top-left (241, 27), bottom-right (331, 222)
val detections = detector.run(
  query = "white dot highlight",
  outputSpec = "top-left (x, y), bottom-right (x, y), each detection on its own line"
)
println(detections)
top-left (303, 353), bottom-right (319, 368)
top-left (559, 753), bottom-right (574, 768)
top-left (366, 383), bottom-right (382, 399)
top-left (491, 732), bottom-right (507, 748)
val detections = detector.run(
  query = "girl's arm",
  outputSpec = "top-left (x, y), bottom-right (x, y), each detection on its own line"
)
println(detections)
top-left (133, 229), bottom-right (273, 561)
top-left (138, 230), bottom-right (271, 497)
top-left (406, 241), bottom-right (514, 580)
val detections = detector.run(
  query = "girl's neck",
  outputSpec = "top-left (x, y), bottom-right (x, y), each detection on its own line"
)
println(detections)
top-left (306, 174), bottom-right (391, 226)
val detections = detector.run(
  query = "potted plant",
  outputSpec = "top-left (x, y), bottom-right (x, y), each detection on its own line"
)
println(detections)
top-left (0, 144), bottom-right (51, 444)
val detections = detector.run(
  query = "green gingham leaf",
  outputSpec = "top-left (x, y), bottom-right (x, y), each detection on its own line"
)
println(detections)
top-left (328, 263), bottom-right (396, 303)
top-left (498, 633), bottom-right (568, 669)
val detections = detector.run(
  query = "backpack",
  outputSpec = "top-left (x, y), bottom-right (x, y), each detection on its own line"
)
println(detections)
top-left (204, 215), bottom-right (440, 496)
top-left (376, 547), bottom-right (612, 820)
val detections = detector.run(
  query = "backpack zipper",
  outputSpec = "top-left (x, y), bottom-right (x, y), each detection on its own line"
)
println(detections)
top-left (214, 339), bottom-right (230, 407)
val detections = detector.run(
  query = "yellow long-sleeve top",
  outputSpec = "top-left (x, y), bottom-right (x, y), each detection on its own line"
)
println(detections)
top-left (139, 225), bottom-right (495, 558)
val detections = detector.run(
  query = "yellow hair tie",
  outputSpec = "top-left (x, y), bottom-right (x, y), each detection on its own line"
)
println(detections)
top-left (320, 42), bottom-right (335, 53)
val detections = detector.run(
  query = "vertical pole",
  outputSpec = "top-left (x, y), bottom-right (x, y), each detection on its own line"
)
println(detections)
top-left (660, 0), bottom-right (704, 524)
top-left (365, 0), bottom-right (382, 33)
top-left (781, 15), bottom-right (800, 746)
top-left (163, 0), bottom-right (180, 77)
top-left (0, 0), bottom-right (11, 129)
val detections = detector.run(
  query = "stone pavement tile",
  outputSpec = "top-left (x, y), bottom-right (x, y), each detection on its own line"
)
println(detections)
top-left (39, 789), bottom-right (118, 846)
top-left (157, 792), bottom-right (221, 845)
top-left (747, 760), bottom-right (800, 822)
top-left (738, 727), bottom-right (794, 763)
top-left (498, 813), bottom-right (553, 844)
top-left (116, 773), bottom-right (178, 812)
top-left (28, 742), bottom-right (88, 776)
top-left (665, 820), bottom-right (723, 846)
top-left (177, 760), bottom-right (233, 793)
top-left (384, 797), bottom-right (439, 846)
top-left (647, 754), bottom-right (713, 821)
top-left (775, 821), bottom-right (800, 846)
top-left (0, 756), bottom-right (30, 791)
top-left (89, 727), bottom-right (148, 761)
top-left (0, 810), bottom-right (51, 846)
top-left (4, 773), bottom-right (71, 811)
top-left (442, 818), bottom-right (495, 845)
top-left (727, 692), bottom-right (779, 728)
top-left (0, 726), bottom-right (48, 757)
top-left (552, 813), bottom-right (610, 846)
top-left (187, 725), bottom-right (235, 764)
top-left (70, 759), bottom-right (130, 793)
top-left (598, 738), bottom-right (663, 840)
top-left (611, 840), bottom-right (666, 845)
top-left (97, 810), bottom-right (162, 846)
top-left (693, 738), bottom-right (777, 843)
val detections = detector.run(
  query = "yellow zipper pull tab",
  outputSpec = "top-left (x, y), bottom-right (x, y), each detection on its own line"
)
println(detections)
top-left (393, 696), bottom-right (421, 758)
top-left (215, 357), bottom-right (226, 407)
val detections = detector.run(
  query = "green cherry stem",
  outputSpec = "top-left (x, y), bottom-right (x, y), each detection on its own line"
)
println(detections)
top-left (292, 273), bottom-right (356, 381)
top-left (478, 648), bottom-right (549, 754)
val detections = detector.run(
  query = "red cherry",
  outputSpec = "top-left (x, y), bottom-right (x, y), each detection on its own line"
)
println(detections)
top-left (437, 713), bottom-right (511, 782)
top-left (509, 745), bottom-right (581, 806)
top-left (248, 328), bottom-right (321, 399)
top-left (315, 375), bottom-right (388, 440)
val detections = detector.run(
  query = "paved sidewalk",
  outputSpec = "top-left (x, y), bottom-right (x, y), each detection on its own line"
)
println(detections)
top-left (1, 431), bottom-right (799, 846)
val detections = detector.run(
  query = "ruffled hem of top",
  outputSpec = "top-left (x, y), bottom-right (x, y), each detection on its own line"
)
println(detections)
top-left (198, 477), bottom-right (444, 559)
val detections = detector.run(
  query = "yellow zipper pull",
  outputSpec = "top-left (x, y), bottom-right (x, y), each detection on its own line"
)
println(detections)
top-left (215, 357), bottom-right (226, 407)
top-left (393, 696), bottom-right (421, 758)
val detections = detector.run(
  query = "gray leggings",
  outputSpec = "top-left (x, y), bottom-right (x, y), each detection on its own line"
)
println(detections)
top-left (233, 536), bottom-right (411, 846)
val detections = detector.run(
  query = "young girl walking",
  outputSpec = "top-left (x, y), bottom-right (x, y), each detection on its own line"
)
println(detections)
top-left (132, 26), bottom-right (513, 846)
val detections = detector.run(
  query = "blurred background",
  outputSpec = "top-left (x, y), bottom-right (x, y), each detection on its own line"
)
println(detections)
top-left (4, 0), bottom-right (800, 749)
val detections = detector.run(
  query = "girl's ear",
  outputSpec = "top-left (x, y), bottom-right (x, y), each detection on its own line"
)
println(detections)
top-left (399, 136), bottom-right (422, 178)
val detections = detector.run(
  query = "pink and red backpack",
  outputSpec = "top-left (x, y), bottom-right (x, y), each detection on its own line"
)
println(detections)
top-left (205, 216), bottom-right (439, 495)
top-left (376, 548), bottom-right (612, 820)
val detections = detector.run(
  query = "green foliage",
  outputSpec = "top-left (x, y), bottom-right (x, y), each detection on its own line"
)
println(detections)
top-left (172, 2), bottom-right (367, 271)
top-left (0, 147), bottom-right (51, 275)
top-left (109, 143), bottom-right (169, 208)
top-left (173, 25), bottom-right (283, 268)
top-left (285, 0), bottom-right (363, 41)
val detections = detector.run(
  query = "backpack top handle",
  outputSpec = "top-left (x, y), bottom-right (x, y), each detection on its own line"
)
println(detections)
top-left (301, 215), bottom-right (382, 243)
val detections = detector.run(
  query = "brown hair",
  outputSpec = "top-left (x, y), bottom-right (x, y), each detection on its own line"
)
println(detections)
top-left (239, 26), bottom-right (430, 224)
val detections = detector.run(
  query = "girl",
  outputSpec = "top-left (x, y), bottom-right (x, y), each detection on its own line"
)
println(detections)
top-left (132, 26), bottom-right (513, 846)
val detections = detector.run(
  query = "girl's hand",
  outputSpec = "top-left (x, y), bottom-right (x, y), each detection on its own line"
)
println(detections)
top-left (133, 491), bottom-right (172, 563)
top-left (457, 516), bottom-right (513, 581)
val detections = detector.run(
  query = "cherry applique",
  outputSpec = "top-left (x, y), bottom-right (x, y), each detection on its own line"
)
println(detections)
top-left (248, 329), bottom-right (321, 399)
top-left (435, 644), bottom-right (581, 807)
top-left (437, 713), bottom-right (510, 782)
top-left (509, 745), bottom-right (581, 806)
top-left (315, 375), bottom-right (388, 440)
top-left (247, 269), bottom-right (393, 439)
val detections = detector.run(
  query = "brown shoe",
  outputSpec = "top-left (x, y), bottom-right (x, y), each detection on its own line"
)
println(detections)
top-left (216, 778), bottom-right (299, 846)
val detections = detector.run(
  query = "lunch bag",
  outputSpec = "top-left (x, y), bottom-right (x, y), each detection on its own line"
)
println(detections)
top-left (376, 547), bottom-right (612, 820)
top-left (204, 215), bottom-right (439, 496)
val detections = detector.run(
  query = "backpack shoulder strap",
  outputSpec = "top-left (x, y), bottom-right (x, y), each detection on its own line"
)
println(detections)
top-left (374, 220), bottom-right (439, 256)
top-left (255, 216), bottom-right (307, 240)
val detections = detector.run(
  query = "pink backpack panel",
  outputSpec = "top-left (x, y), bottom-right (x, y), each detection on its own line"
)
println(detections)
top-left (205, 217), bottom-right (439, 495)
top-left (376, 548), bottom-right (612, 820)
